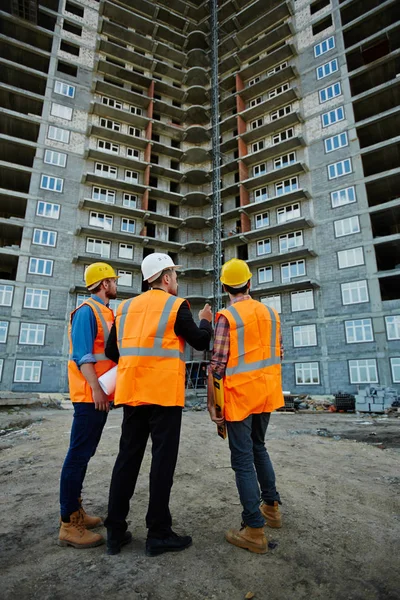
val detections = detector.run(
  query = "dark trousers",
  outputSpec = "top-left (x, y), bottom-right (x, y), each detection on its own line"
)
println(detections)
top-left (60, 403), bottom-right (108, 517)
top-left (105, 404), bottom-right (182, 540)
top-left (226, 412), bottom-right (280, 528)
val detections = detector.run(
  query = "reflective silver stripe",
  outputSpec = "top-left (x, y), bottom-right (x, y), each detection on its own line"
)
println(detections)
top-left (118, 294), bottom-right (184, 359)
top-left (224, 303), bottom-right (280, 377)
top-left (86, 299), bottom-right (111, 347)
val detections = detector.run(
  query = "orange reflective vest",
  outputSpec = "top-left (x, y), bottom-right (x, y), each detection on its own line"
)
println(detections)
top-left (216, 298), bottom-right (284, 421)
top-left (68, 298), bottom-right (116, 403)
top-left (114, 290), bottom-right (186, 408)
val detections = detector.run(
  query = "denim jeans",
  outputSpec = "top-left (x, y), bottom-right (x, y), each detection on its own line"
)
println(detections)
top-left (226, 413), bottom-right (280, 528)
top-left (60, 402), bottom-right (108, 518)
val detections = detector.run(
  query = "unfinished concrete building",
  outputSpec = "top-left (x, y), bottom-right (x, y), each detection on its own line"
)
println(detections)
top-left (0, 0), bottom-right (399, 394)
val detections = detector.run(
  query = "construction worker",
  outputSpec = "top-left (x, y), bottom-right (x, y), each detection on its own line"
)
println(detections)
top-left (58, 262), bottom-right (119, 549)
top-left (104, 253), bottom-right (213, 556)
top-left (208, 258), bottom-right (284, 554)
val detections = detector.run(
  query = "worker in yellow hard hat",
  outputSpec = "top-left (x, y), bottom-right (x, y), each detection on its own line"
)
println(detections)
top-left (58, 262), bottom-right (119, 550)
top-left (207, 258), bottom-right (284, 554)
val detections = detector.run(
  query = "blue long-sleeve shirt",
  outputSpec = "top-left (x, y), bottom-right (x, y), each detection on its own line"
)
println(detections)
top-left (71, 295), bottom-right (109, 367)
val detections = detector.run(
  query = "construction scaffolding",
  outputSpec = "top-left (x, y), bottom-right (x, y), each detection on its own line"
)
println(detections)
top-left (210, 0), bottom-right (222, 316)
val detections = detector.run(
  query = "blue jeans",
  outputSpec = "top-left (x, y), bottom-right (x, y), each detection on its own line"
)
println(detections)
top-left (226, 413), bottom-right (280, 528)
top-left (60, 403), bottom-right (108, 518)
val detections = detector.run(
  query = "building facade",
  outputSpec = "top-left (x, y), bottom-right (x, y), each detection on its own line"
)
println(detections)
top-left (0, 0), bottom-right (399, 394)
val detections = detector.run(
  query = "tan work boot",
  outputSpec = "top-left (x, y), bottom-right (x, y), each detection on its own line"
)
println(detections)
top-left (260, 501), bottom-right (282, 528)
top-left (78, 498), bottom-right (102, 529)
top-left (58, 510), bottom-right (104, 549)
top-left (225, 525), bottom-right (267, 554)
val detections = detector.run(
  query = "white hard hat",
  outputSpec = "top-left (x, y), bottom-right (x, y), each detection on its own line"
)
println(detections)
top-left (141, 253), bottom-right (182, 283)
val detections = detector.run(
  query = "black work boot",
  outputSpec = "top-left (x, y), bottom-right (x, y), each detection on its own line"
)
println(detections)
top-left (106, 531), bottom-right (133, 555)
top-left (145, 531), bottom-right (192, 557)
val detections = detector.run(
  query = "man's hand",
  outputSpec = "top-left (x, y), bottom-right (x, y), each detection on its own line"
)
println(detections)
top-left (199, 303), bottom-right (212, 322)
top-left (92, 387), bottom-right (110, 412)
top-left (207, 400), bottom-right (225, 426)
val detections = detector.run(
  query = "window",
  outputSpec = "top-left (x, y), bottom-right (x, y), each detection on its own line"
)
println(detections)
top-left (0, 359), bottom-right (3, 381)
top-left (267, 62), bottom-right (287, 76)
top-left (99, 118), bottom-right (121, 132)
top-left (293, 324), bottom-right (317, 347)
top-left (319, 82), bottom-right (342, 103)
top-left (51, 102), bottom-right (73, 120)
top-left (97, 139), bottom-right (119, 154)
top-left (92, 187), bottom-right (116, 204)
top-left (54, 80), bottom-right (75, 98)
top-left (0, 321), bottom-right (8, 343)
top-left (36, 201), bottom-right (60, 219)
top-left (277, 203), bottom-right (300, 223)
top-left (274, 152), bottom-right (296, 170)
top-left (47, 125), bottom-right (70, 143)
top-left (349, 359), bottom-right (378, 384)
top-left (118, 270), bottom-right (133, 286)
top-left (44, 149), bottom-right (67, 167)
top-left (328, 158), bottom-right (352, 180)
top-left (341, 280), bottom-right (369, 305)
top-left (95, 163), bottom-right (117, 179)
top-left (255, 212), bottom-right (269, 229)
top-left (257, 239), bottom-right (271, 255)
top-left (314, 36), bottom-right (335, 57)
top-left (390, 358), bottom-right (400, 383)
top-left (258, 266), bottom-right (273, 284)
top-left (251, 118), bottom-right (263, 130)
top-left (86, 238), bottom-right (111, 258)
top-left (334, 216), bottom-right (360, 237)
top-left (60, 40), bottom-right (80, 56)
top-left (19, 323), bottom-right (46, 345)
top-left (331, 186), bottom-right (356, 208)
top-left (125, 170), bottom-right (138, 183)
top-left (272, 128), bottom-right (294, 145)
top-left (28, 258), bottom-right (54, 276)
top-left (130, 106), bottom-right (142, 116)
top-left (345, 319), bottom-right (373, 343)
top-left (89, 211), bottom-right (113, 230)
top-left (127, 147), bottom-right (140, 159)
top-left (270, 105), bottom-right (292, 121)
top-left (62, 20), bottom-right (82, 36)
top-left (0, 284), bottom-right (14, 306)
top-left (337, 247), bottom-right (364, 269)
top-left (322, 106), bottom-right (344, 127)
top-left (128, 126), bottom-right (141, 137)
top-left (295, 362), bottom-right (320, 384)
top-left (279, 230), bottom-right (303, 252)
top-left (255, 187), bottom-right (268, 202)
top-left (275, 177), bottom-right (298, 196)
top-left (57, 60), bottom-right (77, 77)
top-left (316, 59), bottom-right (338, 80)
top-left (281, 259), bottom-right (305, 283)
top-left (123, 193), bottom-right (137, 208)
top-left (101, 96), bottom-right (123, 110)
top-left (252, 140), bottom-right (265, 153)
top-left (65, 1), bottom-right (84, 17)
top-left (32, 229), bottom-right (57, 247)
top-left (291, 289), bottom-right (314, 311)
top-left (14, 360), bottom-right (42, 383)
top-left (40, 175), bottom-right (64, 192)
top-left (249, 76), bottom-right (260, 86)
top-left (269, 83), bottom-right (289, 98)
top-left (386, 316), bottom-right (400, 340)
top-left (250, 97), bottom-right (262, 107)
top-left (119, 243), bottom-right (133, 259)
top-left (253, 163), bottom-right (267, 177)
top-left (261, 295), bottom-right (281, 313)
top-left (324, 131), bottom-right (348, 153)
top-left (310, 0), bottom-right (330, 14)
top-left (121, 218), bottom-right (135, 234)
top-left (24, 288), bottom-right (50, 310)
top-left (76, 293), bottom-right (90, 308)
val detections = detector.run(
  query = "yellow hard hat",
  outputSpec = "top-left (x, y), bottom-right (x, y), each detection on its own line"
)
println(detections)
top-left (220, 258), bottom-right (252, 287)
top-left (85, 262), bottom-right (119, 288)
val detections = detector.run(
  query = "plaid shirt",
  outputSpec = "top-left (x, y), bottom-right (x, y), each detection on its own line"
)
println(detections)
top-left (210, 295), bottom-right (284, 378)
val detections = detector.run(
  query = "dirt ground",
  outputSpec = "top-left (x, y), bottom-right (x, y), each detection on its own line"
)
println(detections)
top-left (0, 405), bottom-right (399, 600)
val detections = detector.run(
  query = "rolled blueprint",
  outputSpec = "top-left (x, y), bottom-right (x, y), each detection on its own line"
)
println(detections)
top-left (98, 365), bottom-right (117, 396)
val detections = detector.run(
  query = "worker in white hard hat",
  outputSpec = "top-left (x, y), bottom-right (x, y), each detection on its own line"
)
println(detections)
top-left (59, 262), bottom-right (119, 550)
top-left (103, 253), bottom-right (213, 556)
